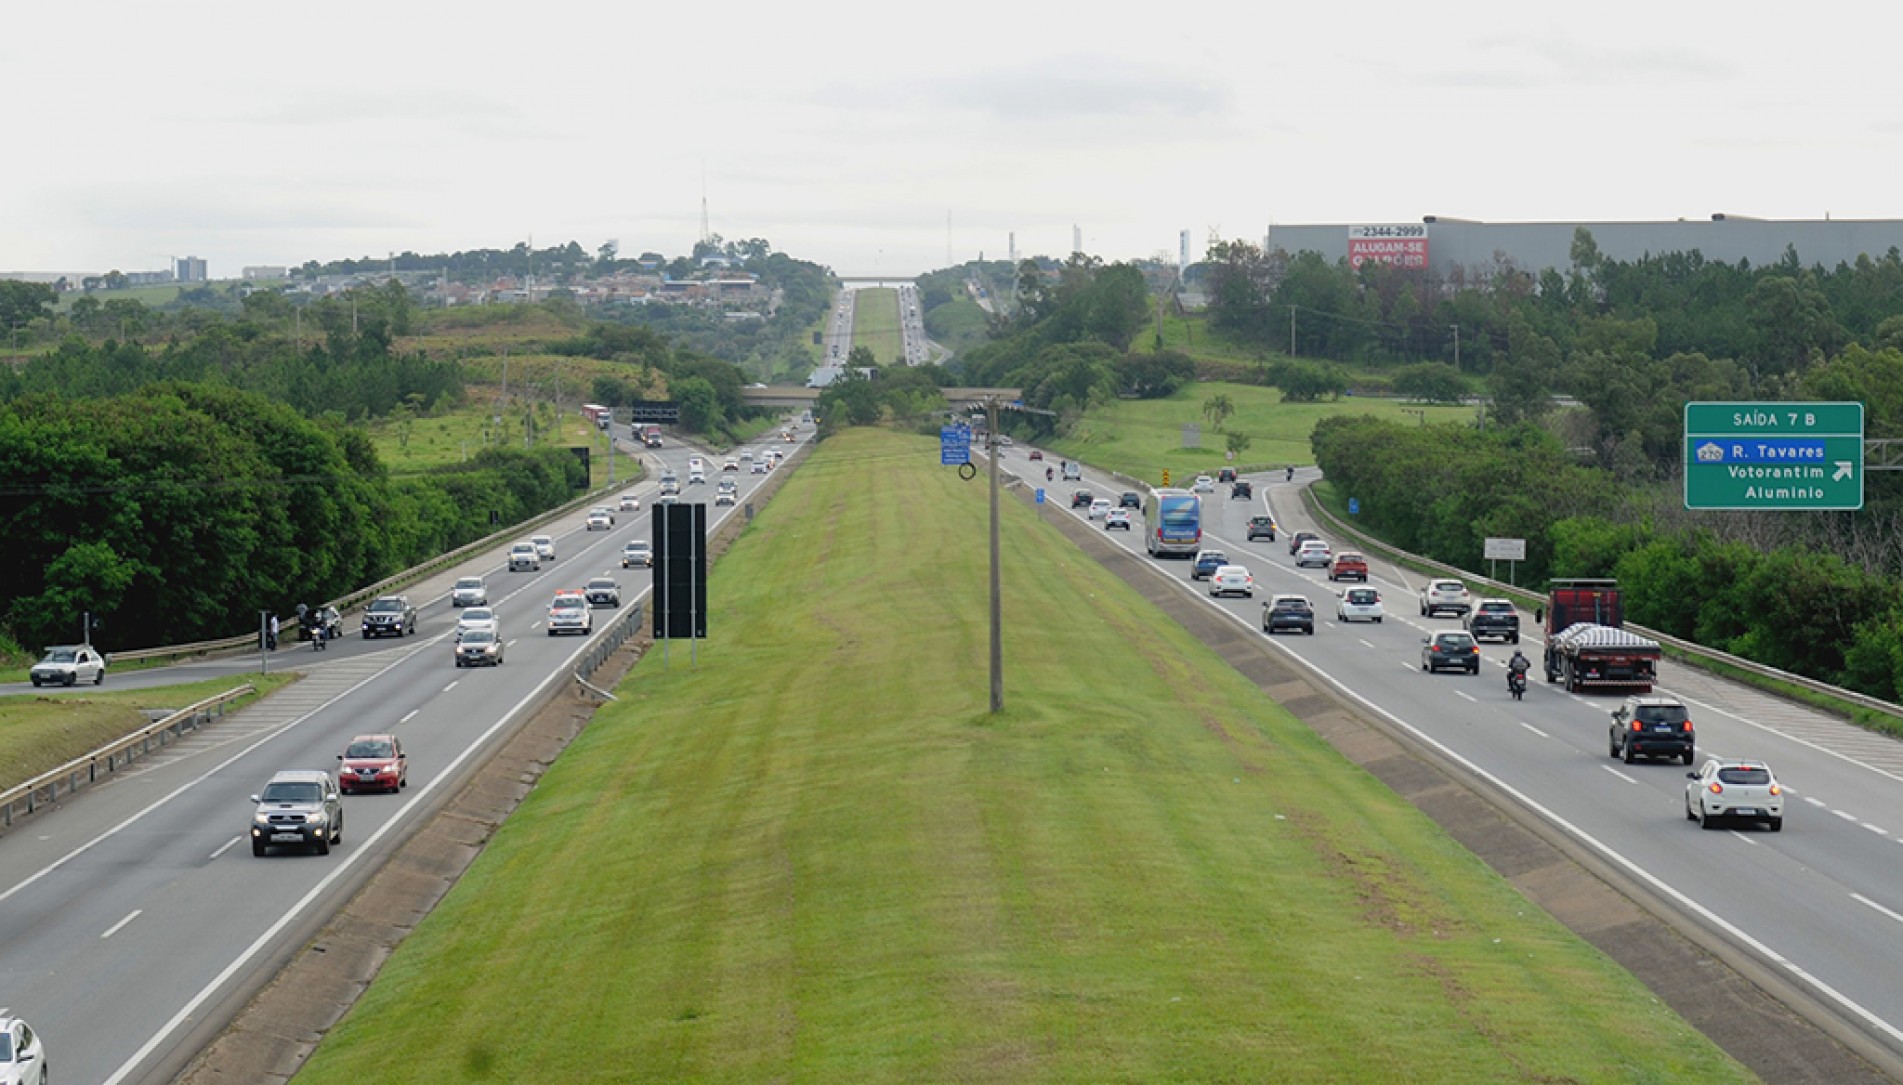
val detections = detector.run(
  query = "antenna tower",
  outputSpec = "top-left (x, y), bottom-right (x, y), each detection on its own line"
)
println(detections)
top-left (699, 166), bottom-right (711, 246)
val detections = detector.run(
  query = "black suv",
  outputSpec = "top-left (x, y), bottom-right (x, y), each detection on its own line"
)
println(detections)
top-left (1231, 480), bottom-right (1253, 500)
top-left (361, 595), bottom-right (417, 639)
top-left (1119, 491), bottom-right (1142, 509)
top-left (1247, 516), bottom-right (1277, 541)
top-left (1465, 599), bottom-right (1520, 643)
top-left (1070, 489), bottom-right (1095, 509)
top-left (1610, 696), bottom-right (1695, 764)
top-left (1262, 595), bottom-right (1314, 635)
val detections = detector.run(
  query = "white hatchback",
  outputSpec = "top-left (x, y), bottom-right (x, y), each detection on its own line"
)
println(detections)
top-left (455, 606), bottom-right (499, 641)
top-left (1088, 498), bottom-right (1112, 520)
top-left (1337, 586), bottom-right (1384, 623)
top-left (1685, 759), bottom-right (1785, 831)
top-left (1419, 579), bottom-right (1471, 617)
top-left (1192, 475), bottom-right (1215, 493)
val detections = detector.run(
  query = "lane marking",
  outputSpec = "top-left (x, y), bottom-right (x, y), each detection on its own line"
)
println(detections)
top-left (101, 910), bottom-right (142, 939)
top-left (442, 682), bottom-right (458, 693)
top-left (1520, 722), bottom-right (1549, 739)
top-left (1358, 638), bottom-right (1376, 649)
top-left (1852, 893), bottom-right (1903, 926)
top-left (1834, 810), bottom-right (1858, 822)
top-left (1805, 796), bottom-right (1828, 808)
top-left (1455, 690), bottom-right (1477, 703)
top-left (399, 710), bottom-right (419, 725)
top-left (1602, 766), bottom-right (1638, 784)
top-left (208, 837), bottom-right (241, 861)
top-left (1864, 823), bottom-right (1889, 836)
top-left (1728, 831), bottom-right (1759, 846)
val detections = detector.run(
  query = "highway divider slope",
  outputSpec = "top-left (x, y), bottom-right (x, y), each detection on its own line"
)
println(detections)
top-left (293, 428), bottom-right (1751, 1084)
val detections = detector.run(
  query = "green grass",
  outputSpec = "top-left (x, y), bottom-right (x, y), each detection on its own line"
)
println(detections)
top-left (54, 282), bottom-right (186, 311)
top-left (1052, 380), bottom-right (1478, 485)
top-left (295, 428), bottom-right (1750, 1085)
top-left (364, 399), bottom-right (641, 488)
top-left (923, 296), bottom-right (991, 357)
top-left (0, 673), bottom-right (295, 791)
top-left (851, 286), bottom-right (904, 365)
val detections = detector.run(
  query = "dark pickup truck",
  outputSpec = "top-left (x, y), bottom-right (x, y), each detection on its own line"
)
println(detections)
top-left (1465, 599), bottom-right (1520, 643)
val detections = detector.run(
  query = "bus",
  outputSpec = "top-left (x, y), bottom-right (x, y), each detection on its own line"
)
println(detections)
top-left (1141, 488), bottom-right (1202, 557)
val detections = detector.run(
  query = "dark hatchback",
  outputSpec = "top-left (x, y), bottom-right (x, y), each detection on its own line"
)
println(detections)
top-left (1231, 480), bottom-right (1253, 500)
top-left (1610, 697), bottom-right (1696, 764)
top-left (1191, 550), bottom-right (1230, 580)
top-left (1247, 516), bottom-right (1277, 541)
top-left (1119, 491), bottom-right (1142, 509)
top-left (1070, 489), bottom-right (1095, 509)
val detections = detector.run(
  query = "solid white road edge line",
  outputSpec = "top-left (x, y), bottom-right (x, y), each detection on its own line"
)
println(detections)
top-left (1104, 529), bottom-right (1903, 1053)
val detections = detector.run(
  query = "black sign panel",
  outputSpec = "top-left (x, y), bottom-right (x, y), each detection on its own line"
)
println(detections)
top-left (628, 401), bottom-right (681, 424)
top-left (653, 503), bottom-right (706, 639)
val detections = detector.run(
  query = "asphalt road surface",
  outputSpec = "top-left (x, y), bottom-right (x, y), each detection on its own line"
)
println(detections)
top-left (1012, 447), bottom-right (1903, 1069)
top-left (0, 424), bottom-right (811, 1085)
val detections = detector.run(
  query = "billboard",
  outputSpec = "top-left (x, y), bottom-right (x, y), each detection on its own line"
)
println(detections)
top-left (1348, 224), bottom-right (1430, 270)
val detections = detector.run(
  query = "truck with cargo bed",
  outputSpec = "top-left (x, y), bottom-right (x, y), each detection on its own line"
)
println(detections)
top-left (1541, 579), bottom-right (1660, 693)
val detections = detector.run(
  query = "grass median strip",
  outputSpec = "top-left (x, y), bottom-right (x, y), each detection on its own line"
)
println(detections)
top-left (850, 286), bottom-right (903, 365)
top-left (295, 428), bottom-right (1751, 1083)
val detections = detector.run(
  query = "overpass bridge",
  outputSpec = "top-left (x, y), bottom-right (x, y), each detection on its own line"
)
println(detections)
top-left (741, 386), bottom-right (1021, 408)
top-left (836, 276), bottom-right (917, 284)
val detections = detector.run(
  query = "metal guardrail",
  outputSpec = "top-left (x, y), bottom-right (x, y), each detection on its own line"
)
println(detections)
top-left (574, 602), bottom-right (645, 687)
top-left (1298, 485), bottom-right (1903, 723)
top-left (0, 685), bottom-right (255, 829)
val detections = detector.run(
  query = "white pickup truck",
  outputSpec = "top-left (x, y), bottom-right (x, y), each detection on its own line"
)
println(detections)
top-left (31, 645), bottom-right (106, 687)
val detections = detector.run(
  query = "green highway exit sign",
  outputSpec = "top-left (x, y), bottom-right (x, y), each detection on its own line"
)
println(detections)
top-left (1684, 402), bottom-right (1863, 510)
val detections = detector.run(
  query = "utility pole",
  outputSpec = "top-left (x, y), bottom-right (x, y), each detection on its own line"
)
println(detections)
top-left (1289, 305), bottom-right (1296, 357)
top-left (1451, 323), bottom-right (1461, 371)
top-left (987, 397), bottom-right (1003, 714)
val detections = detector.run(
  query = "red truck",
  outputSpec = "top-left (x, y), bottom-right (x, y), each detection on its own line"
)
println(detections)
top-left (1542, 579), bottom-right (1660, 693)
top-left (639, 425), bottom-right (663, 449)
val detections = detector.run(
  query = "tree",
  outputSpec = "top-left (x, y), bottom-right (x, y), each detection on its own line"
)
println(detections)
top-left (1225, 431), bottom-right (1253, 457)
top-left (1204, 240), bottom-right (1279, 344)
top-left (1202, 393), bottom-right (1235, 430)
top-left (672, 376), bottom-right (722, 433)
top-left (1391, 362), bottom-right (1467, 404)
top-left (0, 280), bottom-right (56, 329)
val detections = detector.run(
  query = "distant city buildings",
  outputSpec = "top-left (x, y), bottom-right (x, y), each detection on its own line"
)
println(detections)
top-left (242, 266), bottom-right (287, 280)
top-left (175, 256), bottom-right (207, 283)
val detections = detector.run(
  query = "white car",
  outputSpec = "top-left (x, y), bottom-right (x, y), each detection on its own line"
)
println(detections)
top-left (0, 1015), bottom-right (46, 1083)
top-left (618, 492), bottom-right (641, 512)
top-left (1294, 540), bottom-right (1332, 568)
top-left (659, 474), bottom-right (680, 495)
top-left (723, 457), bottom-right (740, 472)
top-left (585, 508), bottom-right (613, 530)
top-left (455, 606), bottom-right (498, 641)
top-left (1192, 475), bottom-right (1215, 493)
top-left (752, 459), bottom-right (768, 474)
top-left (1337, 587), bottom-right (1385, 623)
top-left (531, 535), bottom-right (556, 562)
top-left (1419, 579), bottom-right (1471, 617)
top-left (687, 456), bottom-right (705, 474)
top-left (1685, 759), bottom-right (1785, 831)
top-left (451, 576), bottom-right (487, 607)
top-left (1104, 508), bottom-right (1132, 531)
top-left (547, 598), bottom-right (592, 636)
top-left (452, 605), bottom-right (498, 639)
top-left (1088, 498), bottom-right (1112, 520)
top-left (716, 489), bottom-right (736, 506)
top-left (508, 543), bottom-right (540, 572)
top-left (1208, 564), bottom-right (1255, 598)
top-left (623, 541), bottom-right (653, 568)
top-left (688, 469), bottom-right (706, 486)
top-left (30, 644), bottom-right (106, 687)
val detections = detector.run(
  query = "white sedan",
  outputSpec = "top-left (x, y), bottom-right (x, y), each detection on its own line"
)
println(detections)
top-left (1192, 475), bottom-right (1215, 493)
top-left (455, 606), bottom-right (499, 642)
top-left (1337, 587), bottom-right (1384, 623)
top-left (1088, 498), bottom-right (1112, 520)
top-left (1208, 565), bottom-right (1255, 598)
top-left (1295, 541), bottom-right (1333, 568)
top-left (618, 493), bottom-right (641, 512)
top-left (585, 508), bottom-right (613, 530)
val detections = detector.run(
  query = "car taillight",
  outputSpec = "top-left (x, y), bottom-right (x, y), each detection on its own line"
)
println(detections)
top-left (1630, 720), bottom-right (1643, 732)
top-left (1707, 782), bottom-right (1724, 794)
top-left (1681, 720), bottom-right (1693, 732)
top-left (1768, 783), bottom-right (1782, 796)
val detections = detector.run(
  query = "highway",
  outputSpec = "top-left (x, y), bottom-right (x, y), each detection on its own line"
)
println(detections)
top-left (0, 426), bottom-right (809, 1085)
top-left (1014, 449), bottom-right (1903, 1069)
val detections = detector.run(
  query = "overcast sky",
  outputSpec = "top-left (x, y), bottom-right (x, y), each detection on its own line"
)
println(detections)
top-left (6, 0), bottom-right (1897, 279)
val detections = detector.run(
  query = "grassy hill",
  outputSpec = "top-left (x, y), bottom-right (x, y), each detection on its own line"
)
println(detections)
top-left (294, 428), bottom-right (1749, 1084)
top-left (1049, 380), bottom-right (1476, 484)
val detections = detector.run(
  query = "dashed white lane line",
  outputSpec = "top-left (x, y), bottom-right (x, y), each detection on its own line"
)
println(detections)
top-left (1520, 722), bottom-right (1549, 739)
top-left (1729, 831), bottom-right (1759, 846)
top-left (1833, 809), bottom-right (1858, 822)
top-left (1805, 796), bottom-right (1828, 808)
top-left (1852, 893), bottom-right (1903, 926)
top-left (442, 681), bottom-right (458, 693)
top-left (1455, 690), bottom-right (1477, 703)
top-left (1864, 823), bottom-right (1889, 836)
top-left (1358, 638), bottom-right (1376, 649)
top-left (399, 709), bottom-right (419, 725)
top-left (1602, 766), bottom-right (1639, 784)
top-left (102, 910), bottom-right (142, 939)
top-left (208, 837), bottom-right (242, 860)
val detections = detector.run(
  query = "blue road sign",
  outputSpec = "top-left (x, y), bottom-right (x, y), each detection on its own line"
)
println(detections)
top-left (1035, 488), bottom-right (1045, 504)
top-left (940, 425), bottom-right (972, 466)
top-left (1349, 498), bottom-right (1360, 515)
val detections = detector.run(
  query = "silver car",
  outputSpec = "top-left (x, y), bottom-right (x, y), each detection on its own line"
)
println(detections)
top-left (250, 770), bottom-right (343, 856)
top-left (451, 576), bottom-right (487, 607)
top-left (532, 535), bottom-right (556, 562)
top-left (508, 543), bottom-right (540, 572)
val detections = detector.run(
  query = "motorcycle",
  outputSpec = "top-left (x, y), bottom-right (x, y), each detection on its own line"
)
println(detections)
top-left (1046, 467), bottom-right (1054, 482)
top-left (1286, 466), bottom-right (1295, 482)
top-left (1507, 668), bottom-right (1527, 700)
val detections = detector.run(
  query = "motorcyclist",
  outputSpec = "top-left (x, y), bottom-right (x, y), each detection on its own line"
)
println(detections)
top-left (1286, 465), bottom-right (1295, 482)
top-left (1507, 649), bottom-right (1531, 692)
top-left (1046, 466), bottom-right (1054, 482)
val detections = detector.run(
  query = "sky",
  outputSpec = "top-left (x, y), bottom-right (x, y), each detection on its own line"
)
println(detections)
top-left (6, 0), bottom-right (1900, 280)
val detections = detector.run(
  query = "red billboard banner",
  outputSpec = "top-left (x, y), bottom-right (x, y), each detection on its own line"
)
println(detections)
top-left (1348, 225), bottom-right (1429, 269)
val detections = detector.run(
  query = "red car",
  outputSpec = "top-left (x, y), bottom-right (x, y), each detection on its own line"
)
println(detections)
top-left (1029, 450), bottom-right (1043, 461)
top-left (338, 733), bottom-right (408, 794)
top-left (1328, 552), bottom-right (1369, 582)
